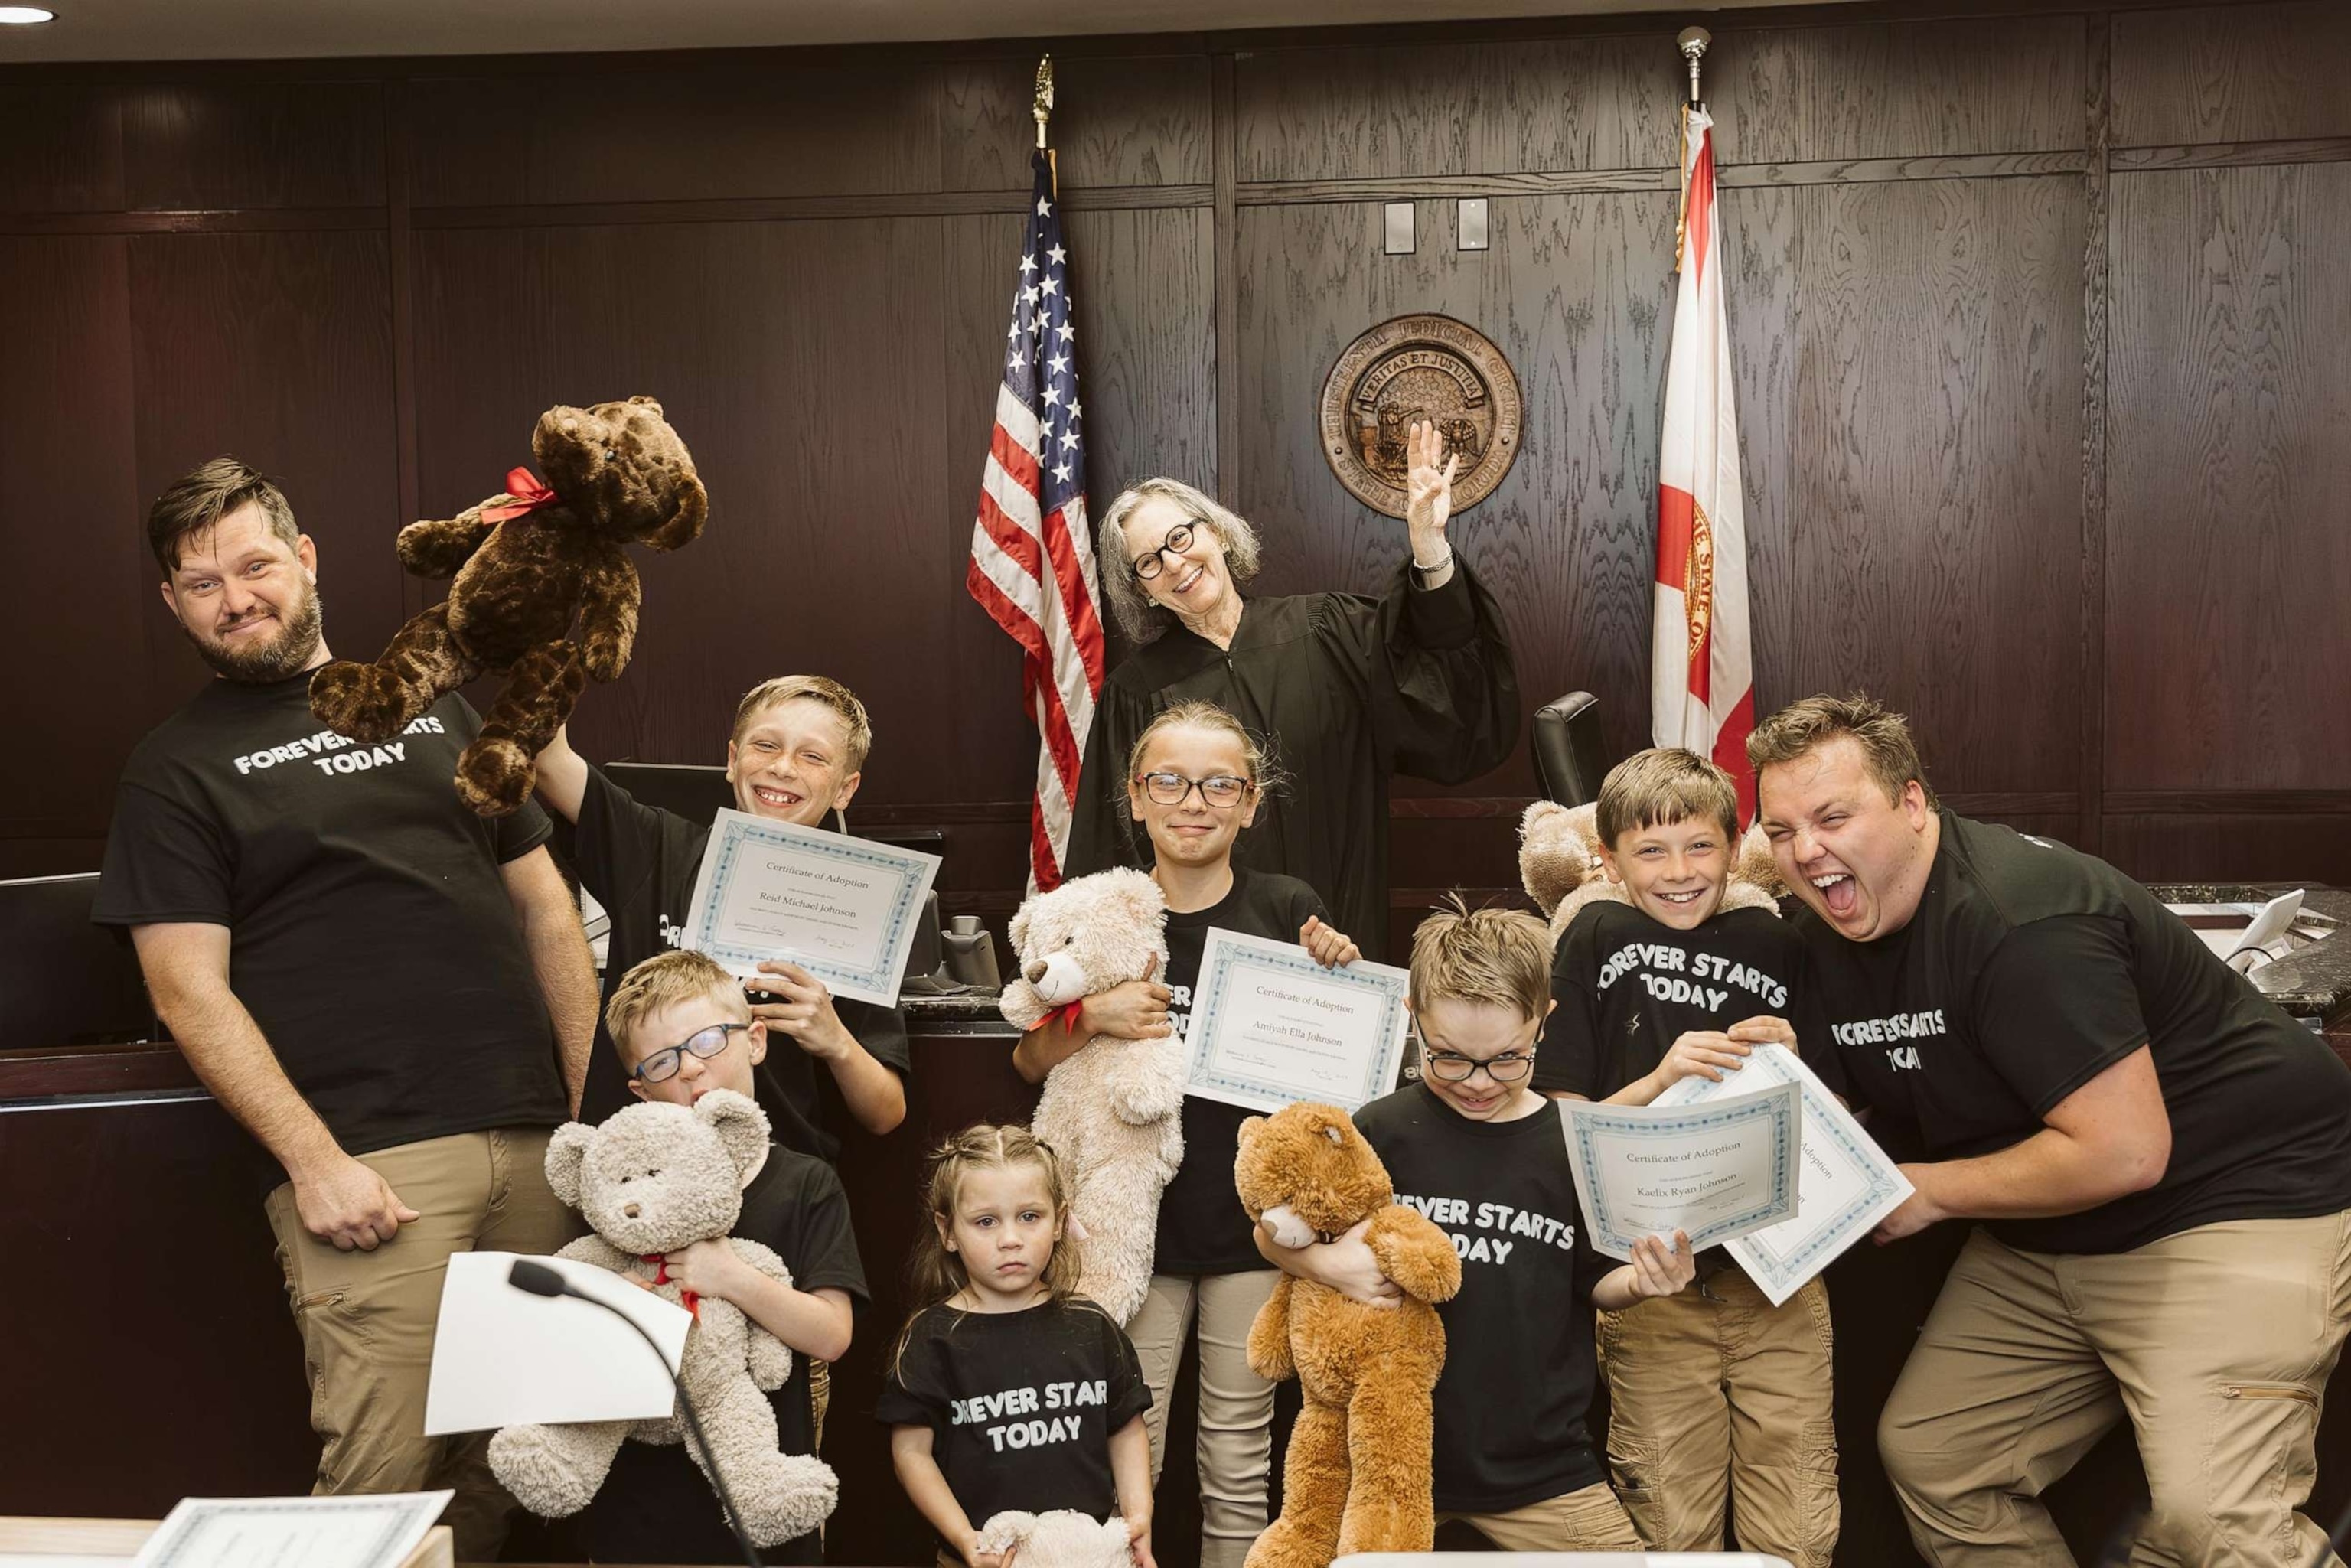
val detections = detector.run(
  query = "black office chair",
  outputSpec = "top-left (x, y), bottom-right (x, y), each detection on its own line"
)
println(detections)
top-left (1529, 691), bottom-right (1608, 808)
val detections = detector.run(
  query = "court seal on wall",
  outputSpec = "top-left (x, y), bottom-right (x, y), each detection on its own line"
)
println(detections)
top-left (1319, 313), bottom-right (1523, 518)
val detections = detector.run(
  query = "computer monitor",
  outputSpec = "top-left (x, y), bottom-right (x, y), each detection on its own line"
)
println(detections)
top-left (0, 872), bottom-right (156, 1052)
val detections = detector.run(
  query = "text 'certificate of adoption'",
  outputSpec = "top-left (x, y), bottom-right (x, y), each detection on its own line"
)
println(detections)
top-left (1654, 1043), bottom-right (1913, 1303)
top-left (683, 809), bottom-right (942, 1006)
top-left (1182, 928), bottom-right (1412, 1114)
top-left (1559, 1081), bottom-right (1801, 1261)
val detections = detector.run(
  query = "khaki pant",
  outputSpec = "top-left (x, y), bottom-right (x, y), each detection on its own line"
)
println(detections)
top-left (1597, 1268), bottom-right (1839, 1566)
top-left (1131, 1270), bottom-right (1280, 1568)
top-left (1437, 1482), bottom-right (1645, 1551)
top-left (263, 1127), bottom-right (575, 1564)
top-left (1881, 1214), bottom-right (2351, 1567)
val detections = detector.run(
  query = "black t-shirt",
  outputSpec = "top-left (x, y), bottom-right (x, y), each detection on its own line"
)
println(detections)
top-left (1155, 867), bottom-right (1331, 1275)
top-left (93, 674), bottom-right (565, 1157)
top-left (1352, 1082), bottom-right (1609, 1513)
top-left (876, 1299), bottom-right (1151, 1534)
top-left (1800, 810), bottom-right (2351, 1255)
top-left (1540, 901), bottom-right (1842, 1100)
top-left (580, 1140), bottom-right (867, 1565)
top-left (572, 764), bottom-right (911, 1160)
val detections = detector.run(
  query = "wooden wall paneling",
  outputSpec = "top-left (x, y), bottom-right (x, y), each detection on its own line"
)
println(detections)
top-left (409, 217), bottom-right (958, 794)
top-left (1720, 183), bottom-right (1803, 725)
top-left (939, 52), bottom-right (1213, 192)
top-left (1231, 188), bottom-right (1677, 787)
top-left (2112, 0), bottom-right (2351, 148)
top-left (1064, 205), bottom-right (1220, 494)
top-left (401, 60), bottom-right (941, 209)
top-left (0, 84), bottom-right (123, 212)
top-left (1, 235), bottom-right (138, 872)
top-left (1773, 13), bottom-right (2086, 164)
top-left (2079, 12), bottom-right (2111, 858)
top-left (126, 230), bottom-right (403, 728)
top-left (120, 81), bottom-right (385, 210)
top-left (2102, 813), bottom-right (2351, 887)
top-left (1786, 174), bottom-right (2085, 797)
top-left (2105, 161), bottom-right (2351, 791)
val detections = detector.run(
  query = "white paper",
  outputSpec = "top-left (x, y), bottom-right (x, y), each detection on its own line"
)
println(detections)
top-left (1181, 927), bottom-right (1414, 1114)
top-left (1655, 1045), bottom-right (1914, 1304)
top-left (683, 809), bottom-right (942, 1005)
top-left (422, 1251), bottom-right (691, 1436)
top-left (1558, 1081), bottom-right (1802, 1262)
top-left (129, 1491), bottom-right (451, 1568)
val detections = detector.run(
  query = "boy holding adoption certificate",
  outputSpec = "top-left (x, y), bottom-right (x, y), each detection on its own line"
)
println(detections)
top-left (1539, 748), bottom-right (1844, 1566)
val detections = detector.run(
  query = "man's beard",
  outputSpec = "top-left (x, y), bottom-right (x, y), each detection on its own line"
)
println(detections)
top-left (186, 581), bottom-right (325, 683)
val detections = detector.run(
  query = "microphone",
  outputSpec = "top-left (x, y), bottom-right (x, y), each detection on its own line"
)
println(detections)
top-left (507, 1258), bottom-right (763, 1568)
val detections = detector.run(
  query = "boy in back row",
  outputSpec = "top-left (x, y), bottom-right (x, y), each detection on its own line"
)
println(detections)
top-left (1541, 748), bottom-right (1844, 1566)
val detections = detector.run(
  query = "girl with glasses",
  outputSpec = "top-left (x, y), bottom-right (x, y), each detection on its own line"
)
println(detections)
top-left (1067, 422), bottom-right (1519, 956)
top-left (1012, 700), bottom-right (1361, 1568)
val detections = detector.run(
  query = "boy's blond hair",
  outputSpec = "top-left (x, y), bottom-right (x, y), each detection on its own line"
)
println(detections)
top-left (1746, 691), bottom-right (1939, 810)
top-left (1407, 895), bottom-right (1552, 1022)
top-left (732, 674), bottom-right (874, 774)
top-left (1595, 747), bottom-right (1741, 848)
top-left (604, 948), bottom-right (749, 1063)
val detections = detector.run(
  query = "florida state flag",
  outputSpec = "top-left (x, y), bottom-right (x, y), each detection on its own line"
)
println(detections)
top-left (1652, 105), bottom-right (1756, 822)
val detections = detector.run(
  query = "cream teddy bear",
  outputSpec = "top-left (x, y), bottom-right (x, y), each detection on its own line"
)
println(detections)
top-left (973, 1508), bottom-right (1137, 1568)
top-left (487, 1089), bottom-right (837, 1547)
top-left (998, 867), bottom-right (1184, 1326)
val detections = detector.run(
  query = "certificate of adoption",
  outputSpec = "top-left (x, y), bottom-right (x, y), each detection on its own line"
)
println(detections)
top-left (1654, 1043), bottom-right (1913, 1304)
top-left (130, 1491), bottom-right (452, 1568)
top-left (1558, 1080), bottom-right (1801, 1261)
top-left (1183, 927), bottom-right (1413, 1114)
top-left (683, 808), bottom-right (942, 1006)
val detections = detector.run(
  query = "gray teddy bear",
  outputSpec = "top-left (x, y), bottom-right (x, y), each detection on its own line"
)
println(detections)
top-left (487, 1088), bottom-right (839, 1547)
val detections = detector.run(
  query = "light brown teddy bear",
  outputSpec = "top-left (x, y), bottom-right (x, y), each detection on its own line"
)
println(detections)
top-left (308, 396), bottom-right (706, 816)
top-left (1518, 798), bottom-right (1785, 941)
top-left (1234, 1101), bottom-right (1462, 1568)
top-left (487, 1088), bottom-right (837, 1548)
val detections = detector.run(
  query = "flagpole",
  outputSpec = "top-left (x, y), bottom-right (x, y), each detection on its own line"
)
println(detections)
top-left (1677, 25), bottom-right (1710, 108)
top-left (1034, 53), bottom-right (1057, 192)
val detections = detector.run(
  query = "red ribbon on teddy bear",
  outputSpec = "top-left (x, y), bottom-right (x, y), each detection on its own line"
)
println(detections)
top-left (641, 1253), bottom-right (700, 1321)
top-left (480, 466), bottom-right (559, 523)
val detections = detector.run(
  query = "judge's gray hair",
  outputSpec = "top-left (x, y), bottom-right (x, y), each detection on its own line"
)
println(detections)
top-left (1094, 478), bottom-right (1264, 644)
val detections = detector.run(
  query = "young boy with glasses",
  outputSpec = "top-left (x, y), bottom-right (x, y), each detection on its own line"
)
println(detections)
top-left (1260, 900), bottom-right (1695, 1551)
top-left (576, 948), bottom-right (869, 1566)
top-left (1538, 748), bottom-right (1841, 1566)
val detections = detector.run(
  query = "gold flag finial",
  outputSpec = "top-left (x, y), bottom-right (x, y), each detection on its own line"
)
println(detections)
top-left (1034, 54), bottom-right (1055, 150)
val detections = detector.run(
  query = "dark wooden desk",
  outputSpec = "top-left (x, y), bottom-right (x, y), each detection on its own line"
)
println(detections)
top-left (4, 1025), bottom-right (2346, 1566)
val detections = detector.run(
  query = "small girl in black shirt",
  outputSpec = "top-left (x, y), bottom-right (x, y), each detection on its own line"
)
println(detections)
top-left (880, 1125), bottom-right (1155, 1568)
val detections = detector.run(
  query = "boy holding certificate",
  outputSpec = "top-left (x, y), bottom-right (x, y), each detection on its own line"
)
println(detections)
top-left (1260, 902), bottom-right (1696, 1551)
top-left (585, 948), bottom-right (866, 1566)
top-left (1538, 748), bottom-right (1842, 1566)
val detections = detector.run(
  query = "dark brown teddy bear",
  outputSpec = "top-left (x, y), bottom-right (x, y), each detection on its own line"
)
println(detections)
top-left (308, 396), bottom-right (706, 815)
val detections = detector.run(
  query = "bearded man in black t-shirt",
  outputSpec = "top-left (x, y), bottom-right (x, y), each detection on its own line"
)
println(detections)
top-left (1750, 693), bottom-right (2351, 1568)
top-left (94, 459), bottom-right (599, 1562)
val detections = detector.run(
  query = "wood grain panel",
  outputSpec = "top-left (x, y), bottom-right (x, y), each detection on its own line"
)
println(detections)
top-left (126, 231), bottom-right (402, 726)
top-left (0, 84), bottom-right (122, 212)
top-left (2106, 163), bottom-right (2351, 791)
top-left (1780, 14), bottom-right (2085, 163)
top-left (1784, 175), bottom-right (2083, 794)
top-left (1, 236), bottom-right (139, 854)
top-left (2102, 812), bottom-right (2351, 887)
top-left (407, 217), bottom-right (959, 803)
top-left (940, 52), bottom-right (1212, 192)
top-left (402, 61), bottom-right (939, 208)
top-left (2113, 1), bottom-right (2351, 148)
top-left (121, 82), bottom-right (384, 210)
top-left (1062, 205), bottom-right (1219, 497)
top-left (1231, 189), bottom-right (1678, 789)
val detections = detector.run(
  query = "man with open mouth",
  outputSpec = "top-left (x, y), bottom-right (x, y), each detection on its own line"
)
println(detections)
top-left (1752, 692), bottom-right (2351, 1567)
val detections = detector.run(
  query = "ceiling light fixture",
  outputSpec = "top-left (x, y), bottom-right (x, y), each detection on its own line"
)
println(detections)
top-left (0, 5), bottom-right (58, 21)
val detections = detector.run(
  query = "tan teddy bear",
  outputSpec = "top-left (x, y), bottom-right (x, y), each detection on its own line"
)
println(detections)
top-left (997, 867), bottom-right (1183, 1327)
top-left (1518, 798), bottom-right (1785, 942)
top-left (1234, 1101), bottom-right (1462, 1568)
top-left (973, 1508), bottom-right (1136, 1568)
top-left (308, 395), bottom-right (706, 816)
top-left (487, 1089), bottom-right (837, 1547)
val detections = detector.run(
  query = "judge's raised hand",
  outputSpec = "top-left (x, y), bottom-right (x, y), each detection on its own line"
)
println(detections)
top-left (1404, 418), bottom-right (1462, 560)
top-left (296, 1152), bottom-right (422, 1252)
top-left (1299, 916), bottom-right (1361, 970)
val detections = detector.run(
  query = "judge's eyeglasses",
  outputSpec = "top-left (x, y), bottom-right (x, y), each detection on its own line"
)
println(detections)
top-left (1130, 521), bottom-right (1198, 582)
top-left (629, 1021), bottom-right (750, 1084)
top-left (1135, 771), bottom-right (1254, 809)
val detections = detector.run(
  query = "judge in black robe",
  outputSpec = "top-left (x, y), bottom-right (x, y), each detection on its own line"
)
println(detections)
top-left (1065, 421), bottom-right (1518, 949)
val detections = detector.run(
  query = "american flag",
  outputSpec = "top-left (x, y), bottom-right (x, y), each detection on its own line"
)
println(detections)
top-left (966, 149), bottom-right (1107, 892)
